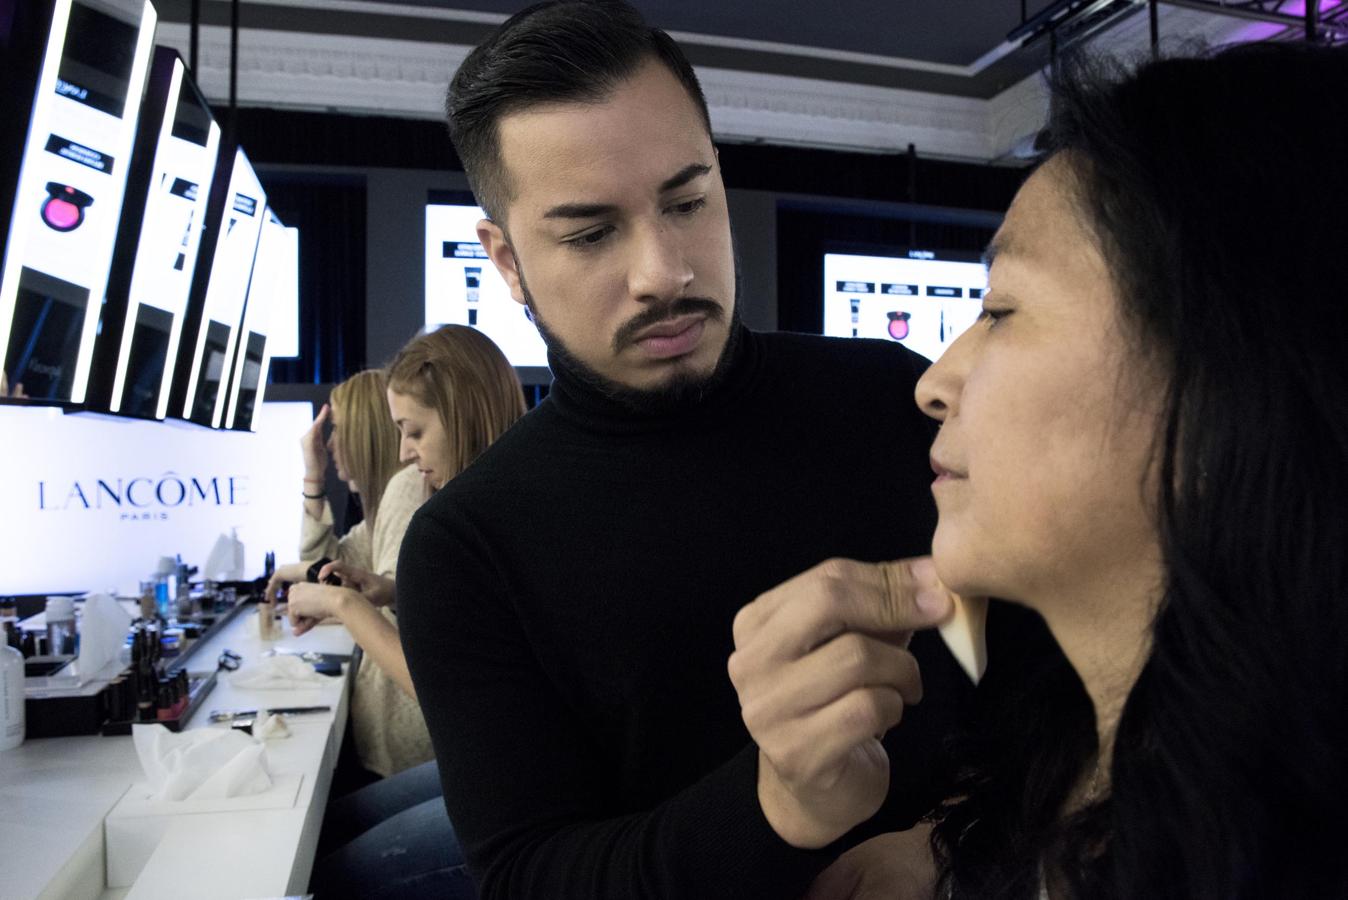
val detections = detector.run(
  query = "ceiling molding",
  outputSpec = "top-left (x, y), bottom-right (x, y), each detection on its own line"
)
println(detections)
top-left (699, 67), bottom-right (991, 158)
top-left (153, 2), bottom-right (1261, 164)
top-left (154, 24), bottom-right (1011, 161)
top-left (188, 0), bottom-right (1000, 76)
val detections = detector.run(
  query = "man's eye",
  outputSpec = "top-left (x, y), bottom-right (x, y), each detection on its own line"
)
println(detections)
top-left (564, 226), bottom-right (614, 249)
top-left (669, 197), bottom-right (706, 215)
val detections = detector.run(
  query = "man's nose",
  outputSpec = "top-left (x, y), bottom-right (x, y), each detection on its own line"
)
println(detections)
top-left (627, 222), bottom-right (694, 303)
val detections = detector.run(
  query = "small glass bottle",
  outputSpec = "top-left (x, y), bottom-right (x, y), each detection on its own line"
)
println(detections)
top-left (2, 630), bottom-right (24, 751)
top-left (44, 596), bottom-right (76, 657)
top-left (138, 581), bottom-right (157, 621)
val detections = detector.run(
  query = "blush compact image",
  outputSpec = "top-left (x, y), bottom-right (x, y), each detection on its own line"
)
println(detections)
top-left (41, 182), bottom-right (94, 232)
top-left (886, 310), bottom-right (911, 341)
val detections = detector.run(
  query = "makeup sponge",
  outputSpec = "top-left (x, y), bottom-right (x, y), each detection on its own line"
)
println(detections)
top-left (938, 595), bottom-right (989, 685)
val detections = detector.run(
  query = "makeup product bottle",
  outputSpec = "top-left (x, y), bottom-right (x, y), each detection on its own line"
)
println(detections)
top-left (44, 596), bottom-right (76, 657)
top-left (2, 634), bottom-right (24, 750)
top-left (154, 574), bottom-right (173, 621)
top-left (138, 581), bottom-right (157, 620)
top-left (258, 599), bottom-right (280, 641)
top-left (135, 629), bottom-right (156, 722)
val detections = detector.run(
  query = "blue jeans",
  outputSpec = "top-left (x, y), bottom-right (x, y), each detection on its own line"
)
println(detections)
top-left (311, 761), bottom-right (476, 900)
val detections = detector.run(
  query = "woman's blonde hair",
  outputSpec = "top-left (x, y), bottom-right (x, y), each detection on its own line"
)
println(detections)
top-left (329, 369), bottom-right (404, 526)
top-left (386, 325), bottom-right (525, 484)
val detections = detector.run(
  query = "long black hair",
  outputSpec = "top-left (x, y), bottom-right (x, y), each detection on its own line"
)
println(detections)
top-left (931, 43), bottom-right (1348, 899)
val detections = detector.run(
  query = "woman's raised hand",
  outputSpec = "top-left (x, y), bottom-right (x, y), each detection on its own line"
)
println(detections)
top-left (301, 403), bottom-right (331, 480)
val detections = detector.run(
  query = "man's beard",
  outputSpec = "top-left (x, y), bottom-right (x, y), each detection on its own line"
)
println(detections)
top-left (518, 262), bottom-right (742, 415)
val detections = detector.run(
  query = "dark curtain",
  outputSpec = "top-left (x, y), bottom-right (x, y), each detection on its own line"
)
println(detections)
top-left (260, 173), bottom-right (368, 383)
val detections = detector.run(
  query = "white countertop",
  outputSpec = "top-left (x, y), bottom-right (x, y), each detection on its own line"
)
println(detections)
top-left (0, 604), bottom-right (355, 900)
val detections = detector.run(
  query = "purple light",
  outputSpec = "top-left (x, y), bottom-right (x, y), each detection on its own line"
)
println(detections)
top-left (1281, 0), bottom-right (1344, 13)
top-left (1233, 21), bottom-right (1289, 42)
top-left (1230, 1), bottom-right (1343, 43)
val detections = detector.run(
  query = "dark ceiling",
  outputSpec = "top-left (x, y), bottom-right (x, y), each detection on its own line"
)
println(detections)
top-left (363, 0), bottom-right (1063, 66)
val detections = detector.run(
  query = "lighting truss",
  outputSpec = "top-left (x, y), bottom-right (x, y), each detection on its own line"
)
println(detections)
top-left (1159, 0), bottom-right (1348, 45)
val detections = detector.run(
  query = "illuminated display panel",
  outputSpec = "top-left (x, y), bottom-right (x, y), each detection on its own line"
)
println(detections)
top-left (100, 48), bottom-right (220, 420)
top-left (176, 146), bottom-right (266, 428)
top-left (267, 224), bottom-right (299, 359)
top-left (0, 0), bottom-right (156, 403)
top-left (0, 400), bottom-right (311, 594)
top-left (425, 198), bottom-right (548, 369)
top-left (822, 250), bottom-right (988, 362)
top-left (224, 207), bottom-right (288, 431)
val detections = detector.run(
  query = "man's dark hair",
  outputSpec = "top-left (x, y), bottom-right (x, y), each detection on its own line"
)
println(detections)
top-left (446, 0), bottom-right (711, 223)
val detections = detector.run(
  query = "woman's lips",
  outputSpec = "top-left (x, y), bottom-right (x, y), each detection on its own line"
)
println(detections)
top-left (930, 457), bottom-right (967, 484)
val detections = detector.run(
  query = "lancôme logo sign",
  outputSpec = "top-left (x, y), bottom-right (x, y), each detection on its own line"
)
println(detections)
top-left (37, 473), bottom-right (249, 522)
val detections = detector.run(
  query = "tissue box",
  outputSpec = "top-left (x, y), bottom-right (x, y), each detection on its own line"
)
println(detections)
top-left (103, 773), bottom-right (303, 888)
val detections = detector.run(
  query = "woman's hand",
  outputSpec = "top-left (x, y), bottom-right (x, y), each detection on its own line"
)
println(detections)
top-left (803, 825), bottom-right (938, 900)
top-left (316, 560), bottom-right (397, 608)
top-left (286, 582), bottom-right (358, 636)
top-left (301, 404), bottom-right (331, 480)
top-left (263, 561), bottom-right (312, 604)
top-left (728, 557), bottom-right (953, 849)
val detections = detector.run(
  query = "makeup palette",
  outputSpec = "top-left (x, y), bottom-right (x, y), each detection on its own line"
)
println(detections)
top-left (41, 182), bottom-right (93, 232)
top-left (886, 309), bottom-right (911, 341)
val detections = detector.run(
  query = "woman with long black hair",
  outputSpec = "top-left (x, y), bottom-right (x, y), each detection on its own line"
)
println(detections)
top-left (909, 42), bottom-right (1348, 900)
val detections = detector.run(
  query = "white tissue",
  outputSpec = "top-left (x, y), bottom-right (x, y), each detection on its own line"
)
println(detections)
top-left (76, 593), bottom-right (133, 684)
top-left (254, 713), bottom-right (291, 740)
top-left (202, 530), bottom-right (246, 581)
top-left (228, 654), bottom-right (325, 690)
top-left (132, 723), bottom-right (272, 801)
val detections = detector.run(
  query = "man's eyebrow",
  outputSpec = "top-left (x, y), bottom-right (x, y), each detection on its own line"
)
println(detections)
top-left (542, 202), bottom-right (620, 221)
top-left (659, 163), bottom-right (712, 193)
top-left (540, 164), bottom-right (711, 220)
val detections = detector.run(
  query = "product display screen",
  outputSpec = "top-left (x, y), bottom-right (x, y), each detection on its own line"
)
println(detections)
top-left (180, 146), bottom-right (266, 427)
top-left (266, 222), bottom-right (299, 358)
top-left (110, 53), bottom-right (220, 419)
top-left (822, 250), bottom-right (988, 362)
top-left (224, 207), bottom-right (289, 430)
top-left (0, 0), bottom-right (155, 403)
top-left (0, 400), bottom-right (312, 594)
top-left (425, 199), bottom-right (548, 368)
top-left (56, 0), bottom-right (138, 117)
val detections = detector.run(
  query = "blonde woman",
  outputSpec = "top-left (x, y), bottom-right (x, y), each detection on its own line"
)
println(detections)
top-left (267, 369), bottom-right (431, 779)
top-left (291, 326), bottom-right (525, 900)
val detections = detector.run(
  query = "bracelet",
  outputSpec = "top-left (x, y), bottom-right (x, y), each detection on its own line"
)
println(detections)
top-left (302, 491), bottom-right (326, 500)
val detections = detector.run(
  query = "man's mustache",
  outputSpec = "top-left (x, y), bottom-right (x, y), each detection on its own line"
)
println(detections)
top-left (612, 297), bottom-right (724, 353)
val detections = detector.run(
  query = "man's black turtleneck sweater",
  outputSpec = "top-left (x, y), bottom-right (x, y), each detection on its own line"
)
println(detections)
top-left (399, 327), bottom-right (974, 899)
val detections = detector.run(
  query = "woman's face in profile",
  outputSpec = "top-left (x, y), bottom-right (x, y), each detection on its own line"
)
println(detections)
top-left (388, 389), bottom-right (452, 491)
top-left (915, 156), bottom-right (1166, 613)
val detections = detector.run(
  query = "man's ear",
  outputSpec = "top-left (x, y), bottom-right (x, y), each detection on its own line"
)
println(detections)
top-left (477, 219), bottom-right (527, 307)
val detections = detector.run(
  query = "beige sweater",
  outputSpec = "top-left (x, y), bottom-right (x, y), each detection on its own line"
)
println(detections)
top-left (300, 464), bottom-right (433, 777)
